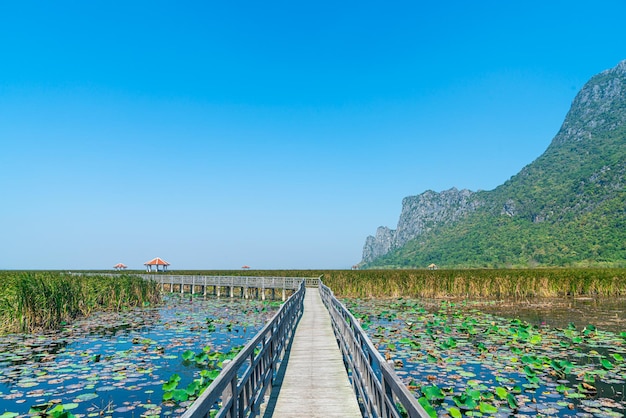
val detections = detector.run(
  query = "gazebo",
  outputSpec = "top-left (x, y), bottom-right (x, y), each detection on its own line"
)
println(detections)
top-left (113, 263), bottom-right (127, 270)
top-left (241, 265), bottom-right (251, 270)
top-left (144, 257), bottom-right (170, 272)
top-left (428, 263), bottom-right (438, 270)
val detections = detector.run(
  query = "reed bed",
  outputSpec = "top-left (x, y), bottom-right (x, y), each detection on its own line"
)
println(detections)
top-left (0, 271), bottom-right (161, 333)
top-left (319, 268), bottom-right (626, 299)
top-left (153, 268), bottom-right (626, 299)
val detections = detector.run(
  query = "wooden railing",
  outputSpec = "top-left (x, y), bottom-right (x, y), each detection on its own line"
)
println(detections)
top-left (140, 275), bottom-right (307, 291)
top-left (71, 273), bottom-right (310, 292)
top-left (319, 282), bottom-right (430, 418)
top-left (182, 281), bottom-right (306, 418)
top-left (303, 276), bottom-right (322, 287)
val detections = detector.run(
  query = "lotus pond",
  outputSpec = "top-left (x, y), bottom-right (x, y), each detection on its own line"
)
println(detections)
top-left (0, 295), bottom-right (280, 418)
top-left (346, 297), bottom-right (626, 417)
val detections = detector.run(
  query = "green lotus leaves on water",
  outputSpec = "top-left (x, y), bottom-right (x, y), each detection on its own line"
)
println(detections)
top-left (601, 358), bottom-right (614, 369)
top-left (194, 352), bottom-right (209, 364)
top-left (447, 406), bottom-right (462, 418)
top-left (171, 388), bottom-right (189, 402)
top-left (417, 397), bottom-right (437, 418)
top-left (200, 369), bottom-right (220, 380)
top-left (452, 393), bottom-right (477, 410)
top-left (494, 386), bottom-right (507, 400)
top-left (3, 295), bottom-right (275, 416)
top-left (421, 385), bottom-right (445, 401)
top-left (506, 393), bottom-right (518, 409)
top-left (61, 403), bottom-right (79, 411)
top-left (162, 381), bottom-right (179, 392)
top-left (439, 337), bottom-right (457, 349)
top-left (479, 402), bottom-right (498, 413)
top-left (75, 393), bottom-right (99, 402)
top-left (185, 380), bottom-right (200, 396)
top-left (583, 324), bottom-right (597, 336)
top-left (345, 296), bottom-right (626, 417)
top-left (181, 350), bottom-right (195, 362)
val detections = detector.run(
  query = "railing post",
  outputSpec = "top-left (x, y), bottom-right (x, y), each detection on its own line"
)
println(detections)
top-left (318, 281), bottom-right (430, 418)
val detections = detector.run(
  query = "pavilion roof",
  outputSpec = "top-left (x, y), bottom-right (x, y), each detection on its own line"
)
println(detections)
top-left (144, 257), bottom-right (170, 266)
top-left (113, 263), bottom-right (127, 268)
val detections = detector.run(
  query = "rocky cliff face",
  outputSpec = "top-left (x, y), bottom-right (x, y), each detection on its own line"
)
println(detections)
top-left (361, 188), bottom-right (482, 263)
top-left (362, 226), bottom-right (395, 264)
top-left (361, 59), bottom-right (626, 267)
top-left (551, 59), bottom-right (626, 146)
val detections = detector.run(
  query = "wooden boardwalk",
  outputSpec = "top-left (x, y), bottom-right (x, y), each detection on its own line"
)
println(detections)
top-left (263, 288), bottom-right (362, 418)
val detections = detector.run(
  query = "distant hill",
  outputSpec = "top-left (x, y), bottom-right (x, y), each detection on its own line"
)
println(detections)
top-left (361, 60), bottom-right (626, 269)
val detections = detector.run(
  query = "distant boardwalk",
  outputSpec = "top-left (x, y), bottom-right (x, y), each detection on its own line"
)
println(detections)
top-left (264, 288), bottom-right (361, 418)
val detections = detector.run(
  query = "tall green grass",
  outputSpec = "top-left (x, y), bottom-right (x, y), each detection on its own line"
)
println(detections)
top-left (167, 268), bottom-right (626, 299)
top-left (320, 268), bottom-right (626, 299)
top-left (0, 272), bottom-right (161, 333)
top-left (62, 268), bottom-right (626, 300)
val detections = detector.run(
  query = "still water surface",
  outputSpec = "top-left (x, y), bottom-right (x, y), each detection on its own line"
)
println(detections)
top-left (0, 295), bottom-right (279, 417)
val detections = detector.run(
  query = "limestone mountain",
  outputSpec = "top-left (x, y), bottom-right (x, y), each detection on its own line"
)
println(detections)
top-left (362, 60), bottom-right (626, 268)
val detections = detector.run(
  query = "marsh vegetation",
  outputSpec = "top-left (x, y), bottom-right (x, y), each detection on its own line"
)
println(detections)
top-left (0, 272), bottom-right (161, 334)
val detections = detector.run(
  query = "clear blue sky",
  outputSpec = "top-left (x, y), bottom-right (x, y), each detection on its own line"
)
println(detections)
top-left (1, 1), bottom-right (625, 270)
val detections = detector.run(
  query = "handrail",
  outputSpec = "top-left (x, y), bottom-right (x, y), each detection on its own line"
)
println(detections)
top-left (72, 273), bottom-right (313, 291)
top-left (141, 275), bottom-right (309, 290)
top-left (319, 282), bottom-right (430, 418)
top-left (183, 281), bottom-right (306, 418)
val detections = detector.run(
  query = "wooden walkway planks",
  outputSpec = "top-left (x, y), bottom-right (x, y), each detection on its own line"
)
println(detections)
top-left (265, 288), bottom-right (362, 418)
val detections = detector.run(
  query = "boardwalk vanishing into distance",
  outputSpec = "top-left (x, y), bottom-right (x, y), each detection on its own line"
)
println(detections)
top-left (79, 273), bottom-right (428, 417)
top-left (262, 287), bottom-right (362, 418)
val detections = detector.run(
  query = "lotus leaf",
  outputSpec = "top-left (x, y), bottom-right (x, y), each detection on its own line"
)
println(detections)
top-left (479, 402), bottom-right (498, 413)
top-left (417, 397), bottom-right (437, 418)
top-left (421, 385), bottom-right (445, 401)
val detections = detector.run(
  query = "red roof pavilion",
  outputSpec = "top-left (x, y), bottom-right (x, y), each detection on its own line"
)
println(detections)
top-left (144, 257), bottom-right (170, 272)
top-left (113, 263), bottom-right (127, 270)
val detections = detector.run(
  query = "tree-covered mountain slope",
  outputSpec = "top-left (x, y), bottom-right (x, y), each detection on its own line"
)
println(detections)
top-left (362, 60), bottom-right (626, 268)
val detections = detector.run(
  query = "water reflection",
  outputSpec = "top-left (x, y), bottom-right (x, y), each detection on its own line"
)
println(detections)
top-left (468, 297), bottom-right (626, 333)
